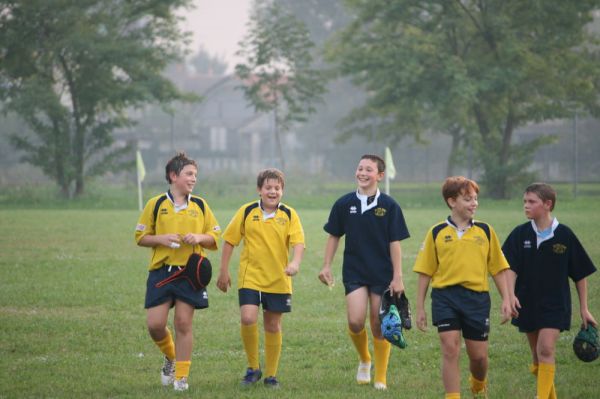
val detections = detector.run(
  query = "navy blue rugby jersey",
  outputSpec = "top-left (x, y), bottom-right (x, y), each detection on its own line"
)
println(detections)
top-left (502, 221), bottom-right (596, 331)
top-left (324, 191), bottom-right (410, 286)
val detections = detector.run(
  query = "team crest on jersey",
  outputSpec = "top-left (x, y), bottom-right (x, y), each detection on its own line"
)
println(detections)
top-left (350, 206), bottom-right (357, 214)
top-left (188, 209), bottom-right (198, 218)
top-left (275, 217), bottom-right (287, 226)
top-left (374, 207), bottom-right (386, 217)
top-left (473, 236), bottom-right (485, 246)
top-left (523, 240), bottom-right (532, 249)
top-left (553, 243), bottom-right (567, 254)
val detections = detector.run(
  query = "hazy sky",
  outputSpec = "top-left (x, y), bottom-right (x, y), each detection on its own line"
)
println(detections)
top-left (179, 0), bottom-right (251, 71)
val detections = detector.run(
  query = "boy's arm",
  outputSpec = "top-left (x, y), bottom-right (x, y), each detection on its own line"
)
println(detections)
top-left (506, 269), bottom-right (521, 318)
top-left (216, 241), bottom-right (235, 293)
top-left (575, 277), bottom-right (598, 328)
top-left (285, 243), bottom-right (304, 276)
top-left (416, 273), bottom-right (431, 332)
top-left (319, 235), bottom-right (340, 287)
top-left (491, 269), bottom-right (512, 324)
top-left (389, 240), bottom-right (404, 295)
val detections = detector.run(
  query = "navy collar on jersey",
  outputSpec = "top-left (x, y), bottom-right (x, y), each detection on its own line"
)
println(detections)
top-left (167, 190), bottom-right (190, 212)
top-left (446, 216), bottom-right (473, 238)
top-left (531, 217), bottom-right (559, 248)
top-left (259, 200), bottom-right (279, 220)
top-left (356, 189), bottom-right (380, 214)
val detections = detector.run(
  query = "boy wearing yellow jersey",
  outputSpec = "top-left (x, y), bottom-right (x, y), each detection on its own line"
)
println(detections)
top-left (135, 153), bottom-right (221, 391)
top-left (217, 168), bottom-right (305, 388)
top-left (413, 176), bottom-right (512, 399)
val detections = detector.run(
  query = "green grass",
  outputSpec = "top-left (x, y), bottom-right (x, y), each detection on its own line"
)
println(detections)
top-left (1, 196), bottom-right (599, 398)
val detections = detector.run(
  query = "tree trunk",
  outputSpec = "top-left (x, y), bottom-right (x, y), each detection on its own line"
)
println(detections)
top-left (273, 106), bottom-right (285, 171)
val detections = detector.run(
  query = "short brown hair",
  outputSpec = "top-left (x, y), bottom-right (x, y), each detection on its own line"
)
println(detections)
top-left (257, 168), bottom-right (285, 189)
top-left (360, 154), bottom-right (385, 173)
top-left (442, 176), bottom-right (479, 209)
top-left (165, 152), bottom-right (197, 183)
top-left (525, 182), bottom-right (556, 211)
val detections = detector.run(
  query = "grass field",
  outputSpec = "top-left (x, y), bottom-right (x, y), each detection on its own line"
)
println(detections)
top-left (1, 185), bottom-right (599, 398)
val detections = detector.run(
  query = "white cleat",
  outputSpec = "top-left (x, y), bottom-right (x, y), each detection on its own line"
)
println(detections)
top-left (356, 361), bottom-right (371, 384)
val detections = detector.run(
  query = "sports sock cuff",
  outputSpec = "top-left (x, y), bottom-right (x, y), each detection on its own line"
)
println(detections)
top-left (265, 330), bottom-right (282, 345)
top-left (539, 362), bottom-right (555, 372)
top-left (469, 374), bottom-right (487, 393)
top-left (530, 363), bottom-right (538, 376)
top-left (175, 360), bottom-right (191, 380)
top-left (154, 328), bottom-right (176, 360)
top-left (348, 327), bottom-right (371, 363)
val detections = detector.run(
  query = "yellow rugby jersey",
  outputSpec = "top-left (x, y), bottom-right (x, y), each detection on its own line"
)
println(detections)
top-left (413, 220), bottom-right (508, 292)
top-left (135, 191), bottom-right (221, 270)
top-left (222, 201), bottom-right (305, 294)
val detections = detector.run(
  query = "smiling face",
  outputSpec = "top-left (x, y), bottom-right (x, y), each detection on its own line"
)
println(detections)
top-left (258, 178), bottom-right (283, 212)
top-left (355, 158), bottom-right (384, 195)
top-left (448, 188), bottom-right (478, 222)
top-left (170, 164), bottom-right (197, 196)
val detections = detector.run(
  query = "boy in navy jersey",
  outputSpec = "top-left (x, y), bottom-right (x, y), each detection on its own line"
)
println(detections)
top-left (503, 183), bottom-right (597, 399)
top-left (318, 154), bottom-right (410, 390)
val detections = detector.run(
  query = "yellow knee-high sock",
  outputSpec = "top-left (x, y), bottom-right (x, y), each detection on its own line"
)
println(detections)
top-left (264, 331), bottom-right (282, 377)
top-left (348, 328), bottom-right (371, 363)
top-left (531, 363), bottom-right (557, 399)
top-left (373, 337), bottom-right (391, 385)
top-left (153, 327), bottom-right (176, 360)
top-left (241, 323), bottom-right (260, 370)
top-left (469, 374), bottom-right (487, 394)
top-left (538, 362), bottom-right (556, 399)
top-left (175, 360), bottom-right (191, 380)
top-left (444, 393), bottom-right (461, 399)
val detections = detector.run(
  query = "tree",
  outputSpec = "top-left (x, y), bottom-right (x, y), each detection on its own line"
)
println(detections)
top-left (0, 0), bottom-right (193, 198)
top-left (235, 0), bottom-right (327, 170)
top-left (327, 0), bottom-right (600, 198)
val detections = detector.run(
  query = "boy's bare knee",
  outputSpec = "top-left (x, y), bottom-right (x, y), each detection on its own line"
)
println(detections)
top-left (348, 320), bottom-right (366, 334)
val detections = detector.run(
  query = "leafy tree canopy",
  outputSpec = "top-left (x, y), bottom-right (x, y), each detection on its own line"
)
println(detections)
top-left (0, 0), bottom-right (193, 197)
top-left (327, 0), bottom-right (600, 197)
top-left (235, 0), bottom-right (327, 170)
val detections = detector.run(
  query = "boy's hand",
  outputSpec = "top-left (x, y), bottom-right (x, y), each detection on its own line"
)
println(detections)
top-left (510, 295), bottom-right (521, 319)
top-left (416, 308), bottom-right (428, 332)
top-left (160, 234), bottom-right (181, 248)
top-left (500, 298), bottom-right (512, 324)
top-left (389, 276), bottom-right (404, 296)
top-left (216, 271), bottom-right (231, 293)
top-left (181, 233), bottom-right (201, 246)
top-left (581, 309), bottom-right (598, 329)
top-left (318, 266), bottom-right (334, 288)
top-left (285, 262), bottom-right (300, 276)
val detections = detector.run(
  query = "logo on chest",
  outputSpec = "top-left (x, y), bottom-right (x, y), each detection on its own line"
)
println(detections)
top-left (552, 243), bottom-right (567, 254)
top-left (374, 207), bottom-right (386, 217)
top-left (523, 240), bottom-right (532, 249)
top-left (349, 206), bottom-right (357, 214)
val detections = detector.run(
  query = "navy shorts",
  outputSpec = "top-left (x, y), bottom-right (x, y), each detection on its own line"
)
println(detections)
top-left (431, 285), bottom-right (490, 341)
top-left (145, 265), bottom-right (208, 309)
top-left (344, 282), bottom-right (387, 296)
top-left (238, 288), bottom-right (291, 313)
